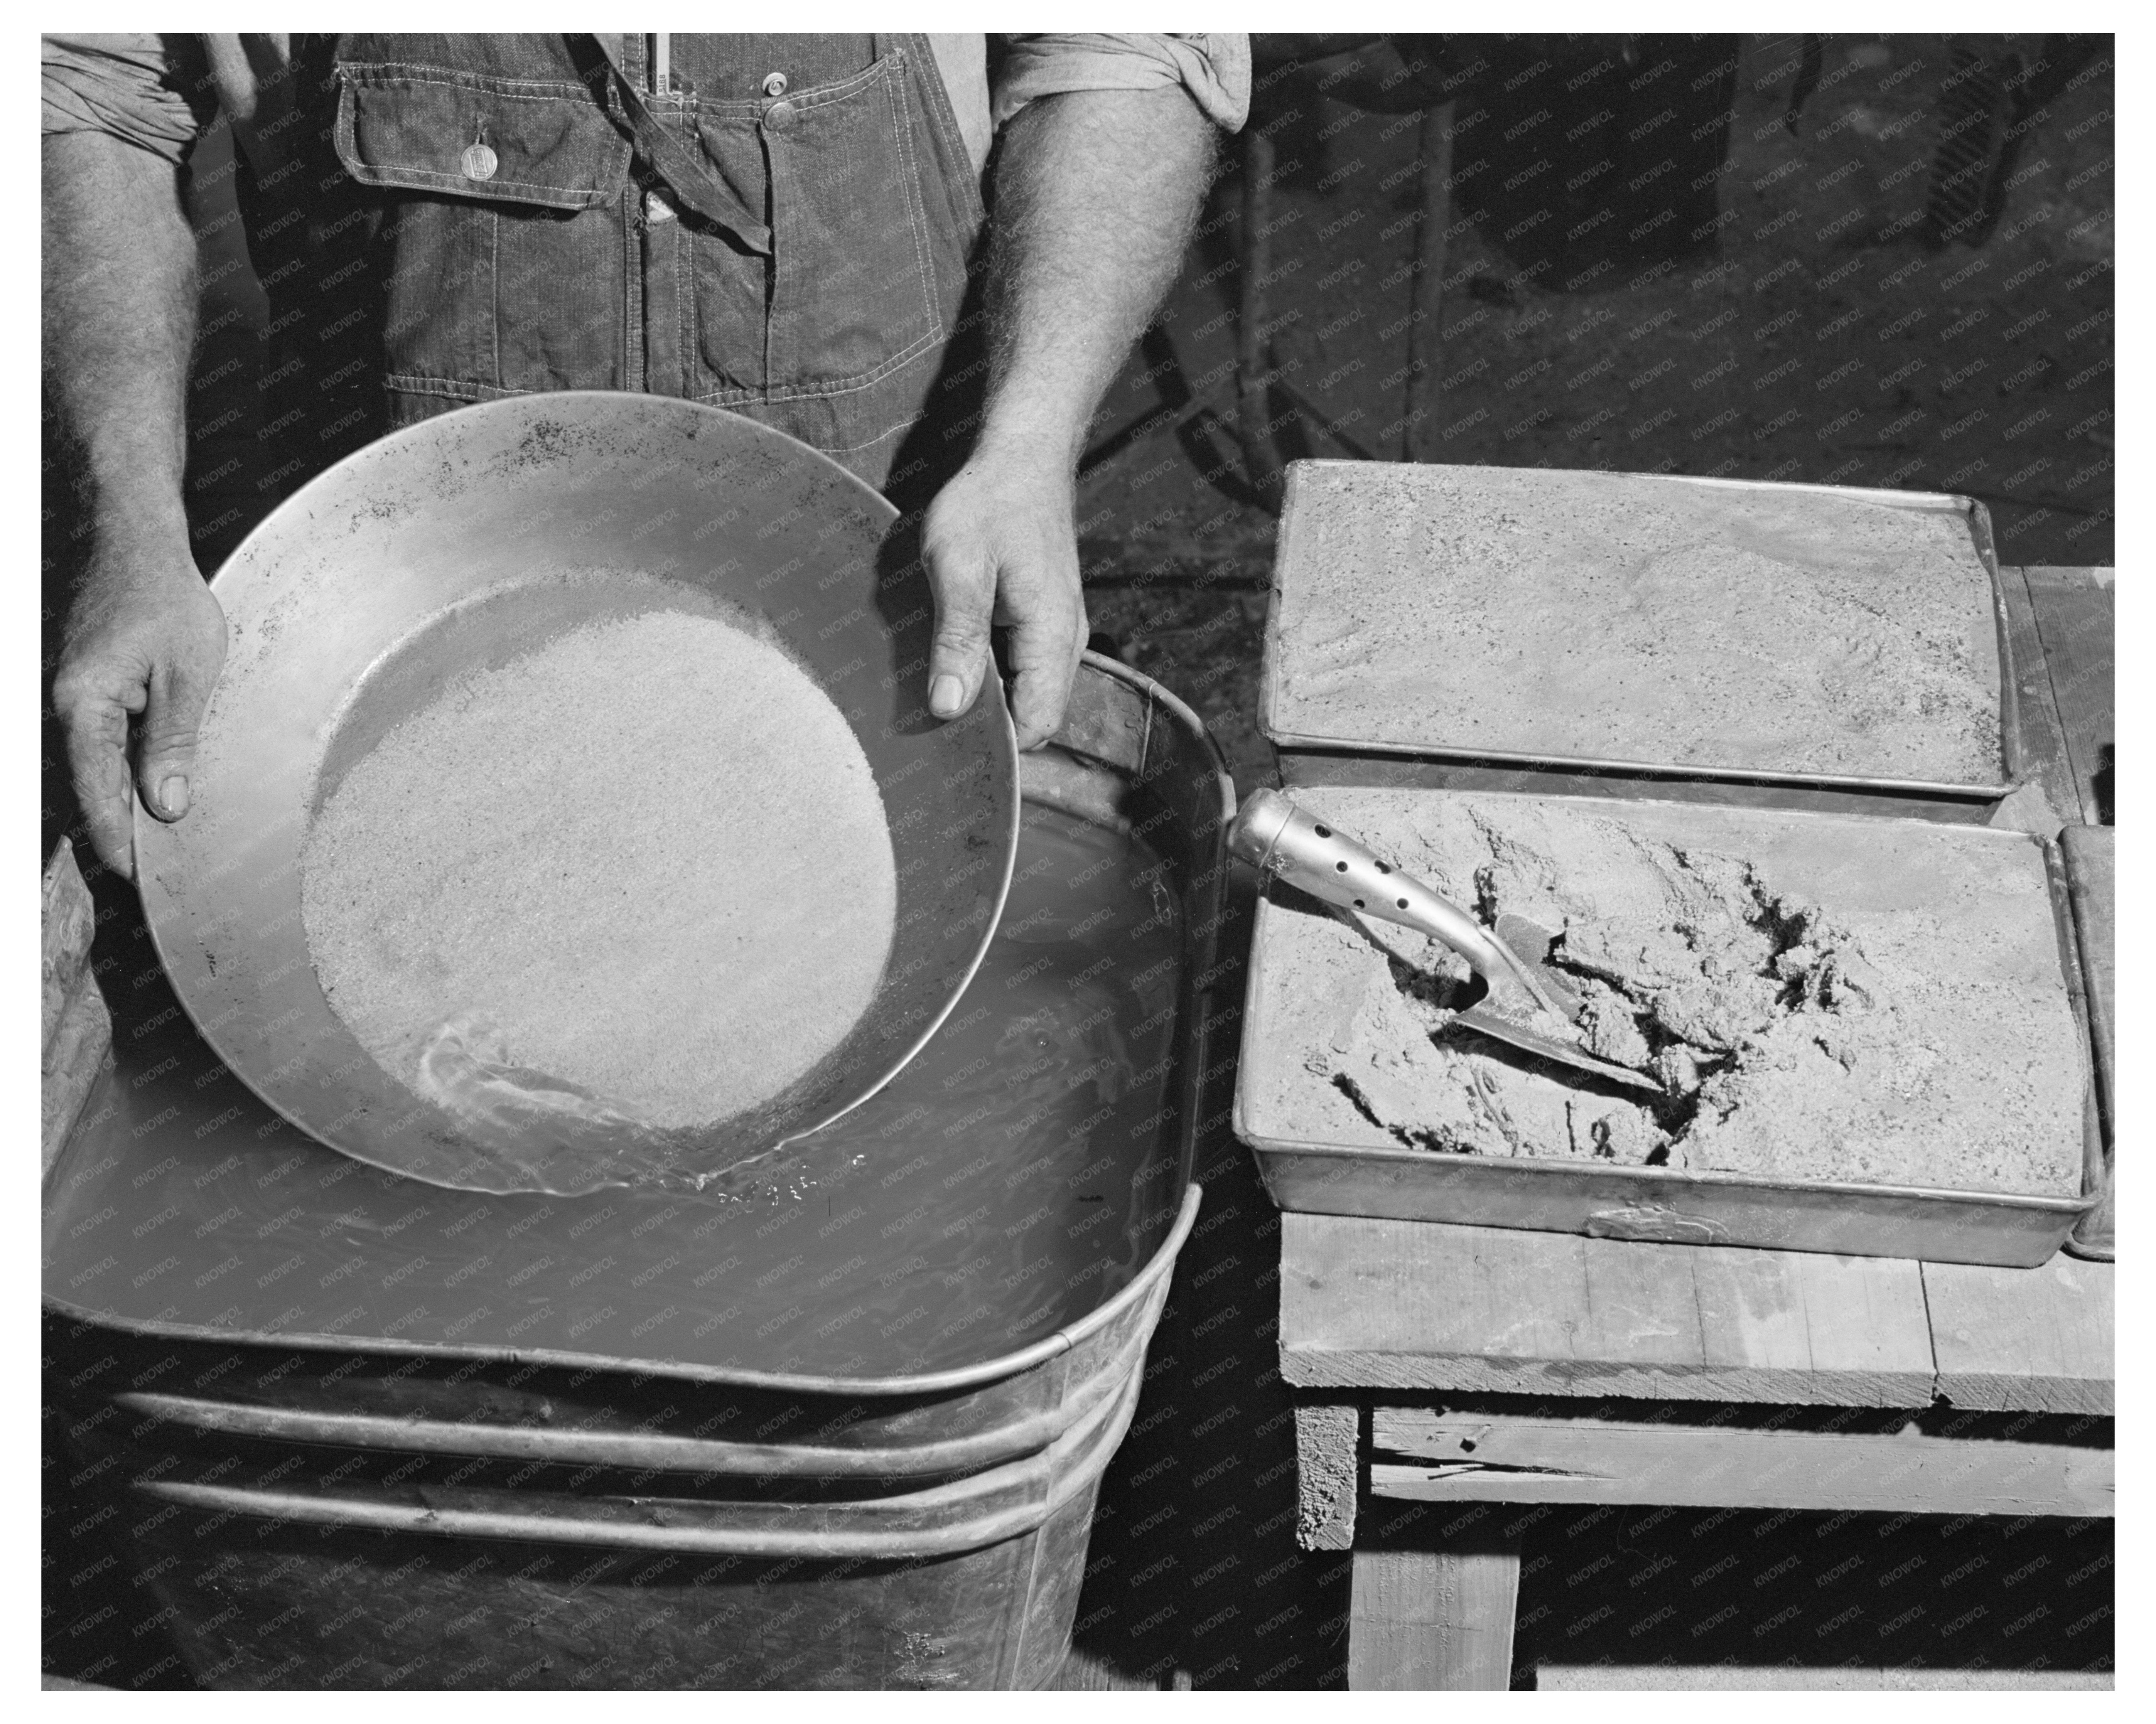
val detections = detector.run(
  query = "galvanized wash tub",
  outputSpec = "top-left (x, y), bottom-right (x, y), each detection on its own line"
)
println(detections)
top-left (45, 656), bottom-right (1238, 1690)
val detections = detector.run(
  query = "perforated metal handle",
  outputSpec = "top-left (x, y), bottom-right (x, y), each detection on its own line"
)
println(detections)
top-left (1227, 789), bottom-right (1560, 1013)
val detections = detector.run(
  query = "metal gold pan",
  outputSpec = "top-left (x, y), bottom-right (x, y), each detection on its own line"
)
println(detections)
top-left (133, 393), bottom-right (1020, 1197)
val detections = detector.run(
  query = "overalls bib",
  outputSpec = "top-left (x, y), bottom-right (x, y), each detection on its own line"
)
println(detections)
top-left (236, 34), bottom-right (988, 502)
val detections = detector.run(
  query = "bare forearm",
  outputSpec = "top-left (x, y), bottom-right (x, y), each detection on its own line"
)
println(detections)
top-left (42, 130), bottom-right (197, 548)
top-left (977, 86), bottom-right (1216, 468)
top-left (46, 129), bottom-right (223, 876)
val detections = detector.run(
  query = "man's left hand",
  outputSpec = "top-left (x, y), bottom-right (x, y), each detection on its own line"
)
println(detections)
top-left (919, 444), bottom-right (1086, 753)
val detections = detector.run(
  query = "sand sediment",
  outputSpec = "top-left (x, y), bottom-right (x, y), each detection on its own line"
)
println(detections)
top-left (301, 607), bottom-right (896, 1131)
top-left (1250, 790), bottom-right (2084, 1198)
top-left (1270, 465), bottom-right (2004, 785)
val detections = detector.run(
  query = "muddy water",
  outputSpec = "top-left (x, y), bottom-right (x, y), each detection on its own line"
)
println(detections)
top-left (44, 802), bottom-right (1187, 1379)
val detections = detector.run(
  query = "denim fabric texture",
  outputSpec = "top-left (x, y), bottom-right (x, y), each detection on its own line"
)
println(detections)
top-left (310, 34), bottom-right (984, 487)
top-left (41, 32), bottom-right (1246, 504)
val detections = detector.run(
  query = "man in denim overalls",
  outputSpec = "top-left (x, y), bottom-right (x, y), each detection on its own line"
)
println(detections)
top-left (44, 33), bottom-right (1249, 878)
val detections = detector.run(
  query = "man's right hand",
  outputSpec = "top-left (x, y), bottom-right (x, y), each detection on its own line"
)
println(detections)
top-left (51, 531), bottom-right (228, 880)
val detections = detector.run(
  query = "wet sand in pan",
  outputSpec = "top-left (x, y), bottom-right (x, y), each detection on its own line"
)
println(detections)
top-left (302, 608), bottom-right (896, 1130)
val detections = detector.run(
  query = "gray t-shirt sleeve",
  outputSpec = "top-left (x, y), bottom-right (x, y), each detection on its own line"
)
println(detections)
top-left (992, 34), bottom-right (1252, 133)
top-left (42, 33), bottom-right (213, 162)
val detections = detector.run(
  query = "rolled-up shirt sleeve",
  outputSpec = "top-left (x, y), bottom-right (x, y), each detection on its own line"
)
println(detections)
top-left (42, 34), bottom-right (211, 163)
top-left (992, 33), bottom-right (1251, 133)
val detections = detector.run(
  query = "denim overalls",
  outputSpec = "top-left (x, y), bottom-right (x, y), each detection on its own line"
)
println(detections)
top-left (236, 34), bottom-right (988, 505)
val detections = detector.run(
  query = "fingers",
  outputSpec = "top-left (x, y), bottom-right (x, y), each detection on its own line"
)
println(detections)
top-left (51, 572), bottom-right (225, 876)
top-left (923, 526), bottom-right (1083, 748)
top-left (135, 647), bottom-right (215, 823)
top-left (923, 535), bottom-right (996, 723)
top-left (920, 462), bottom-right (1083, 748)
top-left (52, 670), bottom-right (138, 878)
top-left (1003, 574), bottom-right (1086, 752)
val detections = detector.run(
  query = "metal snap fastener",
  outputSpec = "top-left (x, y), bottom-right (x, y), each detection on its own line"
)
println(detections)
top-left (762, 98), bottom-right (796, 132)
top-left (461, 143), bottom-right (498, 182)
top-left (762, 71), bottom-right (789, 97)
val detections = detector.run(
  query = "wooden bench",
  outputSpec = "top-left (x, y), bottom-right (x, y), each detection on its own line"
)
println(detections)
top-left (1284, 1214), bottom-right (2114, 1688)
top-left (1273, 567), bottom-right (2115, 1688)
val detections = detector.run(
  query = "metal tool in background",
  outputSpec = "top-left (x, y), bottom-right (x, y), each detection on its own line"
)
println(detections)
top-left (1226, 788), bottom-right (1661, 1094)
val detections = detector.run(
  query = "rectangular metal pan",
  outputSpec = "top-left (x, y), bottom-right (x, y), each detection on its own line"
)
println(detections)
top-left (1232, 789), bottom-right (2100, 1268)
top-left (1260, 465), bottom-right (2020, 801)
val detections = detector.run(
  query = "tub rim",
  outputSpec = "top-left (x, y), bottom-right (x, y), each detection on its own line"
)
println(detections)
top-left (44, 1148), bottom-right (1201, 1401)
top-left (44, 653), bottom-right (1236, 1399)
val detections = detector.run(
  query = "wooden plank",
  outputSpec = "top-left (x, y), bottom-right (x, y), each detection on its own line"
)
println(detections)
top-left (41, 840), bottom-right (98, 1053)
top-left (2062, 826), bottom-right (2115, 1255)
top-left (42, 982), bottom-right (113, 1178)
top-left (1923, 1254), bottom-right (2114, 1414)
top-left (42, 841), bottom-right (111, 1176)
top-left (1536, 1665), bottom-right (2114, 1691)
top-left (1782, 1251), bottom-right (1949, 1400)
top-left (1295, 1402), bottom-right (1359, 1551)
top-left (2024, 566), bottom-right (2114, 826)
top-left (1279, 1215), bottom-right (1935, 1405)
top-left (1368, 1408), bottom-right (2112, 1518)
top-left (1348, 1539), bottom-right (1519, 1690)
top-left (1996, 564), bottom-right (2079, 829)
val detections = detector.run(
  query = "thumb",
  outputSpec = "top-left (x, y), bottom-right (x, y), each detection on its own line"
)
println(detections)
top-left (923, 539), bottom-right (995, 722)
top-left (135, 652), bottom-right (215, 822)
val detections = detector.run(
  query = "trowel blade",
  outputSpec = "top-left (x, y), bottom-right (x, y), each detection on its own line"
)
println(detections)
top-left (1492, 913), bottom-right (1585, 1018)
top-left (1450, 1003), bottom-right (1664, 1094)
top-left (1454, 912), bottom-right (1664, 1094)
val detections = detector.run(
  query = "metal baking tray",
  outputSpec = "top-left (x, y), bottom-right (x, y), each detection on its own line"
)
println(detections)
top-left (1232, 788), bottom-right (2101, 1268)
top-left (1260, 465), bottom-right (2020, 801)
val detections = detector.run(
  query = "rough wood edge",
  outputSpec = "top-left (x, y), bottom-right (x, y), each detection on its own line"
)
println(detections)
top-left (2062, 825), bottom-right (2115, 1254)
top-left (1295, 1402), bottom-right (1359, 1551)
top-left (2020, 565), bottom-right (2113, 589)
top-left (1368, 1457), bottom-right (2112, 1519)
top-left (1922, 1257), bottom-right (2114, 1416)
top-left (1347, 1536), bottom-right (1520, 1691)
top-left (1997, 563), bottom-right (2083, 826)
top-left (1280, 1349), bottom-right (1938, 1409)
top-left (1367, 1408), bottom-right (2113, 1518)
top-left (42, 841), bottom-right (111, 1178)
top-left (2023, 566), bottom-right (2112, 821)
top-left (1923, 1371), bottom-right (2113, 1418)
top-left (43, 981), bottom-right (113, 1178)
top-left (42, 839), bottom-right (98, 1055)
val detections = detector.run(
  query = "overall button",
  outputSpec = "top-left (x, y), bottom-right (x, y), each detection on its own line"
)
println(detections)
top-left (762, 98), bottom-right (796, 132)
top-left (461, 142), bottom-right (498, 182)
top-left (761, 71), bottom-right (789, 96)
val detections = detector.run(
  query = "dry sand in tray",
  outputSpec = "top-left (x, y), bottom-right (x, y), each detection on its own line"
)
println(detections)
top-left (1267, 465), bottom-right (2004, 787)
top-left (1243, 789), bottom-right (2084, 1197)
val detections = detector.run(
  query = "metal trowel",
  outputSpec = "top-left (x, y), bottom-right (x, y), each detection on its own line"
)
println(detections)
top-left (1228, 789), bottom-right (1662, 1094)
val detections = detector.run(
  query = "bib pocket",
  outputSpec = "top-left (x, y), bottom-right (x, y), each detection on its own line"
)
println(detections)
top-left (692, 51), bottom-right (944, 402)
top-left (335, 60), bottom-right (631, 207)
top-left (333, 61), bottom-right (632, 401)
